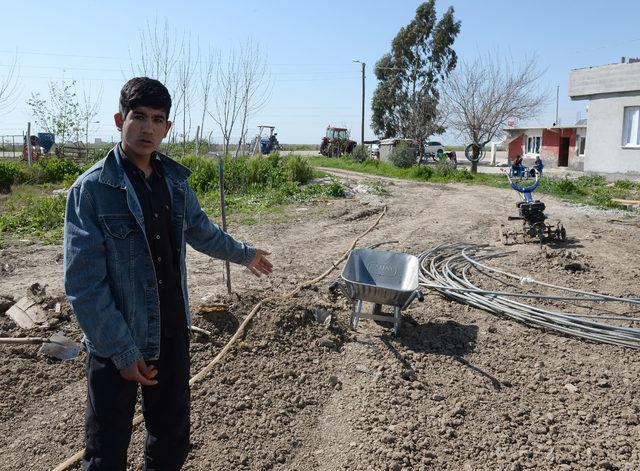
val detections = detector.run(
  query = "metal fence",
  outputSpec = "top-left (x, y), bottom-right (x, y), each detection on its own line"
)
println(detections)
top-left (0, 135), bottom-right (23, 159)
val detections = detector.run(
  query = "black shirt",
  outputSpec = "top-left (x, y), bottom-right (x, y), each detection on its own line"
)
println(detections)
top-left (121, 150), bottom-right (186, 338)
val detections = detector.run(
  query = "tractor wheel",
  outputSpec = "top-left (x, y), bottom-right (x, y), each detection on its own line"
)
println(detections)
top-left (535, 224), bottom-right (545, 244)
top-left (559, 225), bottom-right (567, 241)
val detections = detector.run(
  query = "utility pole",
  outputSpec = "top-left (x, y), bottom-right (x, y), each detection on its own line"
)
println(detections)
top-left (353, 59), bottom-right (366, 146)
top-left (555, 85), bottom-right (559, 125)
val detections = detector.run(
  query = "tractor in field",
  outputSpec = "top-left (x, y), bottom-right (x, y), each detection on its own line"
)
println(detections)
top-left (319, 126), bottom-right (357, 157)
top-left (251, 125), bottom-right (282, 155)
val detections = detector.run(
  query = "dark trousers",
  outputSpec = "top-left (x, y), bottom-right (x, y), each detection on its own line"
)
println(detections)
top-left (83, 330), bottom-right (190, 471)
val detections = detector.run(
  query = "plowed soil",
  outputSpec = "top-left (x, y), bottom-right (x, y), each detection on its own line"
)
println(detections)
top-left (1, 170), bottom-right (640, 471)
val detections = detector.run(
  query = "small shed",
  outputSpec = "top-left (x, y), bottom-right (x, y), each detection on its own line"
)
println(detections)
top-left (379, 138), bottom-right (417, 163)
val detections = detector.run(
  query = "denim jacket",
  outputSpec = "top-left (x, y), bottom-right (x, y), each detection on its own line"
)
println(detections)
top-left (64, 145), bottom-right (256, 369)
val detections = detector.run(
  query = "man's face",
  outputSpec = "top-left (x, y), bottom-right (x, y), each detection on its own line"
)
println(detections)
top-left (114, 106), bottom-right (171, 160)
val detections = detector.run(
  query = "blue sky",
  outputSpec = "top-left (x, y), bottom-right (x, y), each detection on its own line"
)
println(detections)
top-left (1, 0), bottom-right (639, 145)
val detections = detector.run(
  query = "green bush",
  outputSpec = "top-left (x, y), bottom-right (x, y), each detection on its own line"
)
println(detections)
top-left (320, 178), bottom-right (345, 197)
top-left (575, 175), bottom-right (606, 188)
top-left (389, 142), bottom-right (417, 168)
top-left (553, 178), bottom-right (586, 196)
top-left (11, 158), bottom-right (83, 184)
top-left (0, 162), bottom-right (19, 186)
top-left (408, 165), bottom-right (434, 180)
top-left (285, 156), bottom-right (313, 184)
top-left (38, 158), bottom-right (83, 183)
top-left (613, 179), bottom-right (634, 190)
top-left (349, 145), bottom-right (369, 163)
top-left (433, 159), bottom-right (458, 178)
top-left (180, 155), bottom-right (219, 193)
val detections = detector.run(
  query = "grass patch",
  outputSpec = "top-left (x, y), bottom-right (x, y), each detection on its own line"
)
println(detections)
top-left (0, 154), bottom-right (346, 245)
top-left (306, 155), bottom-right (639, 209)
top-left (0, 186), bottom-right (66, 244)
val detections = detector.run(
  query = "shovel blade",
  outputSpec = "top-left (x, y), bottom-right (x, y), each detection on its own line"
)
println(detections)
top-left (38, 333), bottom-right (81, 360)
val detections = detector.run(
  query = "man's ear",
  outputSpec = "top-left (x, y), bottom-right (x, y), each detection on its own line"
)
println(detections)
top-left (164, 120), bottom-right (172, 138)
top-left (114, 112), bottom-right (124, 132)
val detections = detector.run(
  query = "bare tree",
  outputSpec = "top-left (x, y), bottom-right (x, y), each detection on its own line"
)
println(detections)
top-left (130, 18), bottom-right (180, 88)
top-left (80, 83), bottom-right (103, 156)
top-left (442, 54), bottom-right (548, 172)
top-left (209, 48), bottom-right (243, 156)
top-left (175, 35), bottom-right (198, 155)
top-left (234, 40), bottom-right (272, 158)
top-left (0, 52), bottom-right (20, 116)
top-left (129, 18), bottom-right (183, 142)
top-left (198, 46), bottom-right (218, 154)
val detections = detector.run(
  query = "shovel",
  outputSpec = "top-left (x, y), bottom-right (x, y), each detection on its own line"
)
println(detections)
top-left (0, 333), bottom-right (81, 360)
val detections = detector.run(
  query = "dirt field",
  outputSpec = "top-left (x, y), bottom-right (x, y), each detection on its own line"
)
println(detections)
top-left (1, 170), bottom-right (640, 470)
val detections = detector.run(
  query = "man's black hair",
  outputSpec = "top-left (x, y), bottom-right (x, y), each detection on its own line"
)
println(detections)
top-left (119, 77), bottom-right (172, 119)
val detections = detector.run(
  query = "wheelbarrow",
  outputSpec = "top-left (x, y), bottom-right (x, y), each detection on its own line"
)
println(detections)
top-left (330, 248), bottom-right (423, 336)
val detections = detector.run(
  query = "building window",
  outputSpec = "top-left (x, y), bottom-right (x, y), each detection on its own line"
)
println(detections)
top-left (578, 136), bottom-right (586, 155)
top-left (622, 106), bottom-right (640, 147)
top-left (526, 136), bottom-right (541, 154)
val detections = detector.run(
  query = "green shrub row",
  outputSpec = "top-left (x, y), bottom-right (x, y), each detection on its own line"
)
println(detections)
top-left (178, 153), bottom-right (315, 195)
top-left (0, 153), bottom-right (345, 244)
top-left (0, 158), bottom-right (89, 186)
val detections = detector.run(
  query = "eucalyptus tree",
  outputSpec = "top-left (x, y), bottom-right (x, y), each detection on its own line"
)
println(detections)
top-left (371, 0), bottom-right (460, 152)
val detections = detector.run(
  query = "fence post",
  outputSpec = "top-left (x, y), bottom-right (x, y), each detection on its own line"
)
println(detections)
top-left (26, 123), bottom-right (33, 166)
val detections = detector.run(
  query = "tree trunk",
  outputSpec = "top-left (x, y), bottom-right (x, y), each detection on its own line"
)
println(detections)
top-left (471, 144), bottom-right (480, 174)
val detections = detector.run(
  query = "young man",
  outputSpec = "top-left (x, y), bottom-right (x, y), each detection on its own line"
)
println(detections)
top-left (64, 77), bottom-right (272, 470)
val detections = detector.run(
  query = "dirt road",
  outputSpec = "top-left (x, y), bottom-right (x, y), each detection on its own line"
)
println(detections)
top-left (1, 171), bottom-right (639, 470)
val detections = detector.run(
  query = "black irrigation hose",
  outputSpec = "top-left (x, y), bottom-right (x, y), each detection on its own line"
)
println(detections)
top-left (418, 243), bottom-right (640, 348)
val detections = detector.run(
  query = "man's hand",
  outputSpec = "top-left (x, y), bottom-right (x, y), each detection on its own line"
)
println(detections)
top-left (119, 358), bottom-right (158, 386)
top-left (247, 249), bottom-right (273, 277)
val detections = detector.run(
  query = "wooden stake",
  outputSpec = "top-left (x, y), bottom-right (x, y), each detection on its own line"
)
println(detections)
top-left (218, 155), bottom-right (232, 294)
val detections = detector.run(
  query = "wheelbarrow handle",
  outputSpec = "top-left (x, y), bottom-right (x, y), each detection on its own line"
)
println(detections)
top-left (417, 291), bottom-right (424, 302)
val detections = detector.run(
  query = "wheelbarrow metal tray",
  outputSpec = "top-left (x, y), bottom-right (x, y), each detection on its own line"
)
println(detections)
top-left (341, 248), bottom-right (419, 307)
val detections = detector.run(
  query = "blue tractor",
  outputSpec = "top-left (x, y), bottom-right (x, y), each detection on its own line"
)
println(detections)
top-left (252, 125), bottom-right (281, 155)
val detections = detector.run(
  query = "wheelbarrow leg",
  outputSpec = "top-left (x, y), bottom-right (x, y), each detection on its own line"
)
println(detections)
top-left (372, 303), bottom-right (382, 316)
top-left (350, 299), bottom-right (363, 330)
top-left (393, 306), bottom-right (401, 337)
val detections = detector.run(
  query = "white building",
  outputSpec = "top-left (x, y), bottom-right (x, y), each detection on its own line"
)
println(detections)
top-left (569, 59), bottom-right (640, 178)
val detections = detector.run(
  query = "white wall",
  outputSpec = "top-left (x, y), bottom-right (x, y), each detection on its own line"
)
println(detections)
top-left (584, 91), bottom-right (640, 176)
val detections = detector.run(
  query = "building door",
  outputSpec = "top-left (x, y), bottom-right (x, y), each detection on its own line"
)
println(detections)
top-left (558, 137), bottom-right (570, 167)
